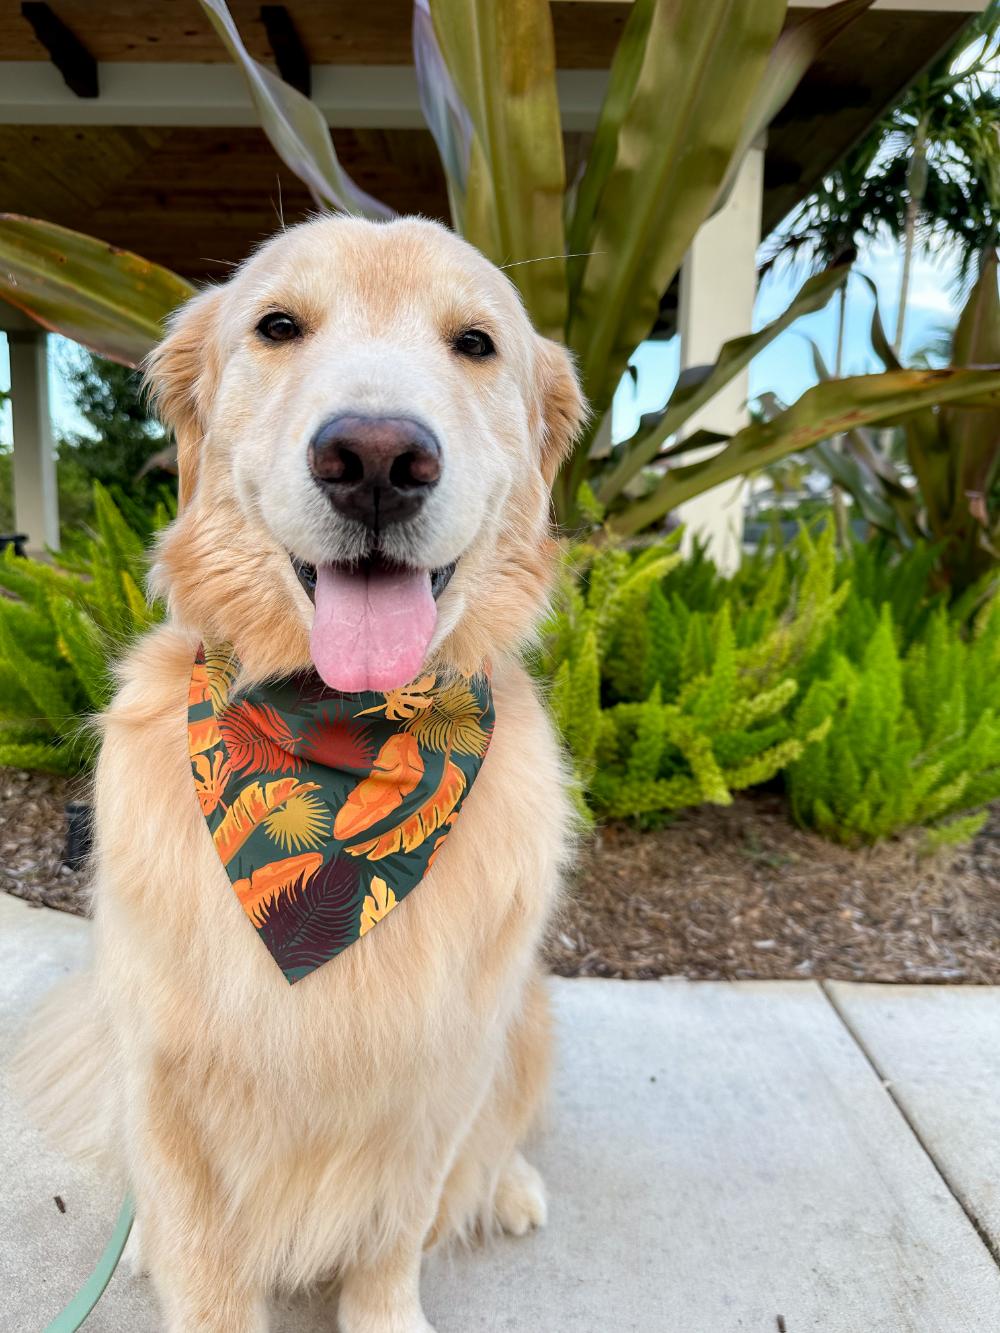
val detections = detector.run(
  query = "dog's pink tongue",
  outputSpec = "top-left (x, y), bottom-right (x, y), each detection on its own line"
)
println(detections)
top-left (310, 562), bottom-right (437, 693)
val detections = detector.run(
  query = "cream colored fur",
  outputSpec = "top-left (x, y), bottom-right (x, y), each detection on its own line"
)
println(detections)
top-left (12, 217), bottom-right (584, 1333)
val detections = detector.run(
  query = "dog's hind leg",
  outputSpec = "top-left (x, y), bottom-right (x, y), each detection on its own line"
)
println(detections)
top-left (492, 1148), bottom-right (548, 1237)
top-left (431, 971), bottom-right (552, 1245)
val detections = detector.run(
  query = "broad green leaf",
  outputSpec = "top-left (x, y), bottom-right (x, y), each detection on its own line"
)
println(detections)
top-left (881, 256), bottom-right (1000, 550)
top-left (0, 214), bottom-right (192, 367)
top-left (567, 0), bottom-right (787, 414)
top-left (903, 407), bottom-right (950, 534)
top-left (711, 0), bottom-right (874, 217)
top-left (429, 0), bottom-right (567, 339)
top-left (199, 0), bottom-right (393, 220)
top-left (952, 247), bottom-right (1000, 368)
top-left (855, 273), bottom-right (902, 371)
top-left (565, 0), bottom-right (656, 302)
top-left (943, 250), bottom-right (1000, 535)
top-left (804, 331), bottom-right (915, 492)
top-left (596, 263), bottom-right (848, 505)
top-left (814, 440), bottom-right (918, 542)
top-left (611, 367), bottom-right (1000, 536)
top-left (412, 0), bottom-right (473, 230)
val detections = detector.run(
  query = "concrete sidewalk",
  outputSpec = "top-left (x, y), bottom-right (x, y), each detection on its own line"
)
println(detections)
top-left (3, 892), bottom-right (1000, 1333)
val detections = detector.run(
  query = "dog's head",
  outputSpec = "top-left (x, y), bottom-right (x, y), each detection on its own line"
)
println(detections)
top-left (148, 216), bottom-right (585, 689)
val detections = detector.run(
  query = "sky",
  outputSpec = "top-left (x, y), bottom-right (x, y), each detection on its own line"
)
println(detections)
top-left (0, 228), bottom-right (970, 449)
top-left (610, 233), bottom-right (966, 443)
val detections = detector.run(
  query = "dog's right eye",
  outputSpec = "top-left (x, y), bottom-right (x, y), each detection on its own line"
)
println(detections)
top-left (256, 312), bottom-right (302, 343)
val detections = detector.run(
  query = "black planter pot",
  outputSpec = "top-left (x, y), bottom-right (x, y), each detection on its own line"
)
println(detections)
top-left (0, 534), bottom-right (28, 558)
top-left (64, 801), bottom-right (94, 870)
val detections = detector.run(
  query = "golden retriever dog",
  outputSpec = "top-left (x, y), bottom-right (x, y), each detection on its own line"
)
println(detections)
top-left (14, 216), bottom-right (585, 1332)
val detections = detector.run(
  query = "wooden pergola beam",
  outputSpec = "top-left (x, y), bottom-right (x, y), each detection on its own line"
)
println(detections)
top-left (260, 5), bottom-right (311, 97)
top-left (19, 2), bottom-right (97, 99)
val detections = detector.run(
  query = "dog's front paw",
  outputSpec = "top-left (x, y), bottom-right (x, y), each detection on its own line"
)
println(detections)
top-left (338, 1312), bottom-right (436, 1333)
top-left (494, 1152), bottom-right (547, 1237)
top-left (337, 1284), bottom-right (437, 1333)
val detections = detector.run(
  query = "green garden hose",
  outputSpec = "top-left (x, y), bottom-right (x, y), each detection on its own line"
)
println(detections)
top-left (42, 1195), bottom-right (134, 1332)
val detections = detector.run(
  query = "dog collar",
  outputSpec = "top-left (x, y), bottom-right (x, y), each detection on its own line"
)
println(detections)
top-left (187, 645), bottom-right (494, 984)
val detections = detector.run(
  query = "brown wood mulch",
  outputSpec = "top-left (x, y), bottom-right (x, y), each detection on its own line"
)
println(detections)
top-left (4, 769), bottom-right (999, 984)
top-left (548, 794), bottom-right (1000, 984)
top-left (1, 768), bottom-right (91, 916)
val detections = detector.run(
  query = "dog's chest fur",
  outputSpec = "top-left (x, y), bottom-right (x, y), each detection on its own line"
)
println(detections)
top-left (88, 624), bottom-right (570, 1279)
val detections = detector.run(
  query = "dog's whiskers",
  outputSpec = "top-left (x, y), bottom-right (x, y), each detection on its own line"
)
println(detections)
top-left (500, 251), bottom-right (600, 271)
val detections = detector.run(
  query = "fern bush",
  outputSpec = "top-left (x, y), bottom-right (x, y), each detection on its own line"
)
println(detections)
top-left (0, 482), bottom-right (164, 773)
top-left (788, 597), bottom-right (1000, 847)
top-left (4, 485), bottom-right (996, 851)
top-left (534, 527), bottom-right (845, 820)
top-left (538, 522), bottom-right (1000, 846)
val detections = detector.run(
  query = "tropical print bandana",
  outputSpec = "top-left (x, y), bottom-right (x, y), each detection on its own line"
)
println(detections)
top-left (187, 646), bottom-right (494, 984)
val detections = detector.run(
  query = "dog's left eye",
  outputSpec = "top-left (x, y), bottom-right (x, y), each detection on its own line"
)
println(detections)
top-left (256, 312), bottom-right (302, 343)
top-left (452, 328), bottom-right (496, 359)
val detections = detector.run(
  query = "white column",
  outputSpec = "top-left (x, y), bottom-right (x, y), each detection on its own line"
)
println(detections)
top-left (7, 329), bottom-right (59, 553)
top-left (676, 143), bottom-right (764, 573)
top-left (590, 410), bottom-right (614, 460)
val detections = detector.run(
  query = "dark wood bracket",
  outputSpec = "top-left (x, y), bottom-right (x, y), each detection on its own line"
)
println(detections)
top-left (260, 5), bottom-right (311, 97)
top-left (20, 2), bottom-right (98, 99)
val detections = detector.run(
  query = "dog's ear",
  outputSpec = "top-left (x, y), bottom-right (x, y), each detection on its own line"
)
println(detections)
top-left (533, 336), bottom-right (588, 487)
top-left (145, 287), bottom-right (224, 507)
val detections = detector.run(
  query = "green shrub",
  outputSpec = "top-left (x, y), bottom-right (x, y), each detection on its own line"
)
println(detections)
top-left (0, 482), bottom-right (163, 773)
top-left (533, 526), bottom-right (844, 821)
top-left (4, 484), bottom-right (996, 851)
top-left (788, 597), bottom-right (1000, 847)
top-left (538, 520), bottom-right (1000, 847)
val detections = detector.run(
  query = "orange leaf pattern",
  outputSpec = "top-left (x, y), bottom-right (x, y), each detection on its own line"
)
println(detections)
top-left (346, 762), bottom-right (465, 860)
top-left (234, 852), bottom-right (324, 926)
top-left (188, 714), bottom-right (222, 756)
top-left (332, 734), bottom-right (424, 840)
top-left (212, 777), bottom-right (317, 865)
top-left (192, 749), bottom-right (232, 816)
top-left (219, 700), bottom-right (302, 774)
top-left (187, 645), bottom-right (493, 984)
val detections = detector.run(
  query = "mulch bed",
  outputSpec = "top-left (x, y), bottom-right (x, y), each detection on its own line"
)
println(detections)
top-left (548, 794), bottom-right (1000, 983)
top-left (5, 768), bottom-right (1000, 983)
top-left (1, 769), bottom-right (91, 915)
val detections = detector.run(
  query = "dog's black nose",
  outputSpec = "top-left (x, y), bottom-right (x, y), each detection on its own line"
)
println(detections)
top-left (308, 415), bottom-right (442, 528)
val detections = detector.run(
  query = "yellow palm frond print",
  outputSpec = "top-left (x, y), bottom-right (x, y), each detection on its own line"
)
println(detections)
top-left (213, 777), bottom-right (319, 865)
top-left (359, 876), bottom-right (397, 936)
top-left (203, 646), bottom-right (239, 714)
top-left (403, 680), bottom-right (490, 756)
top-left (264, 790), bottom-right (332, 852)
top-left (357, 673), bottom-right (437, 722)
